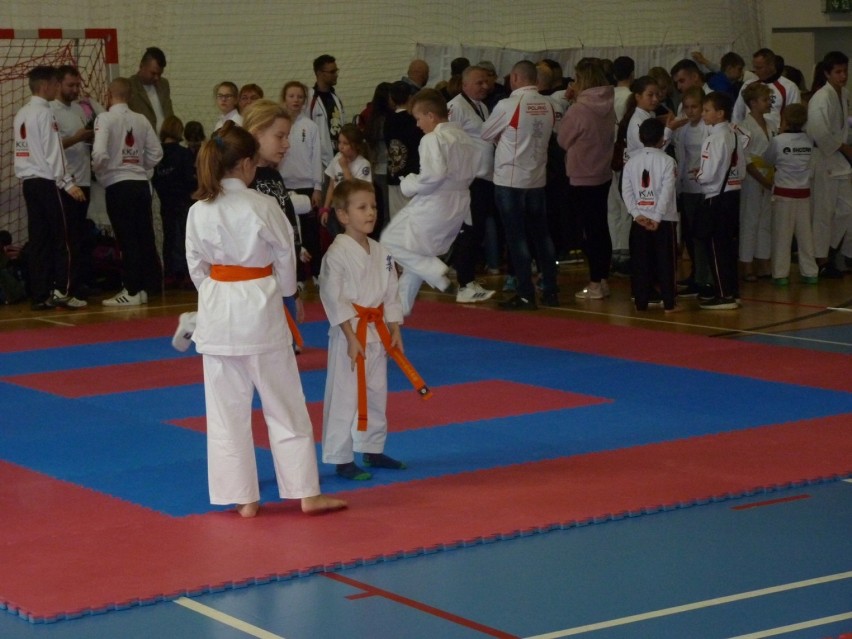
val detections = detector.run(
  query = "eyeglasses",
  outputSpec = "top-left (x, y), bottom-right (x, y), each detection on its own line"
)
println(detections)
top-left (216, 94), bottom-right (236, 100)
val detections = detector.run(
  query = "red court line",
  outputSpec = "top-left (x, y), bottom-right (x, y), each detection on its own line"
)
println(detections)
top-left (731, 494), bottom-right (811, 510)
top-left (0, 316), bottom-right (180, 352)
top-left (170, 380), bottom-right (608, 445)
top-left (1, 414), bottom-right (848, 622)
top-left (323, 572), bottom-right (520, 638)
top-left (1, 349), bottom-right (328, 397)
top-left (404, 303), bottom-right (852, 393)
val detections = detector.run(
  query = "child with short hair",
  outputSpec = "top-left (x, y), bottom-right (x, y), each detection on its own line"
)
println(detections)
top-left (673, 86), bottom-right (712, 298)
top-left (380, 88), bottom-right (477, 315)
top-left (763, 104), bottom-right (818, 284)
top-left (186, 121), bottom-right (346, 517)
top-left (319, 179), bottom-right (406, 480)
top-left (623, 118), bottom-right (680, 312)
top-left (696, 91), bottom-right (750, 310)
top-left (737, 82), bottom-right (777, 281)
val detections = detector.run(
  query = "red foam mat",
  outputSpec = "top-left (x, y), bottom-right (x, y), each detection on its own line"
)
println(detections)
top-left (170, 380), bottom-right (609, 446)
top-left (1, 415), bottom-right (849, 622)
top-left (405, 303), bottom-right (852, 393)
top-left (3, 348), bottom-right (328, 397)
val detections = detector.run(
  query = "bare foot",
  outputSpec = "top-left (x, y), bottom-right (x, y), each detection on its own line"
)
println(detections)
top-left (301, 494), bottom-right (348, 514)
top-left (236, 501), bottom-right (259, 518)
top-left (664, 305), bottom-right (683, 314)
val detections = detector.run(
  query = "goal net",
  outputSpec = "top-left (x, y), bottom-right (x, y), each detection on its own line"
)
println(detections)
top-left (0, 29), bottom-right (118, 244)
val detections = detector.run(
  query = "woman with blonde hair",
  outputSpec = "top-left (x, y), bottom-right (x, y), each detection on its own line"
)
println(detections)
top-left (557, 58), bottom-right (616, 300)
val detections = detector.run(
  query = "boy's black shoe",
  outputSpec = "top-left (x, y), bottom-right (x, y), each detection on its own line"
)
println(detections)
top-left (818, 264), bottom-right (843, 279)
top-left (336, 462), bottom-right (372, 480)
top-left (540, 293), bottom-right (560, 307)
top-left (499, 294), bottom-right (538, 310)
top-left (363, 453), bottom-right (407, 470)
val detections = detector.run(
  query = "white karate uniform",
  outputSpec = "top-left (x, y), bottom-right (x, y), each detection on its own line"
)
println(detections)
top-left (319, 234), bottom-right (403, 463)
top-left (807, 82), bottom-right (852, 258)
top-left (737, 113), bottom-right (777, 262)
top-left (279, 113), bottom-right (323, 191)
top-left (185, 177), bottom-right (319, 505)
top-left (764, 132), bottom-right (818, 279)
top-left (733, 76), bottom-right (801, 127)
top-left (380, 121), bottom-right (476, 315)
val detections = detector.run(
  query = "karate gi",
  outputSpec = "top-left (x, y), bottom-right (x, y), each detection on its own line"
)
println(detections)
top-left (764, 132), bottom-right (818, 279)
top-left (737, 113), bottom-right (777, 263)
top-left (380, 121), bottom-right (477, 315)
top-left (807, 81), bottom-right (852, 258)
top-left (319, 234), bottom-right (403, 464)
top-left (732, 76), bottom-right (800, 127)
top-left (186, 178), bottom-right (319, 505)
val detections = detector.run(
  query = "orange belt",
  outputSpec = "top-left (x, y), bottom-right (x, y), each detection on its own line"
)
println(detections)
top-left (353, 303), bottom-right (432, 431)
top-left (209, 264), bottom-right (303, 348)
top-left (210, 264), bottom-right (273, 281)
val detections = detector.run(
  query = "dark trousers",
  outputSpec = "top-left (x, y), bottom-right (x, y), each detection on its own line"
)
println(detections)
top-left (158, 195), bottom-right (190, 278)
top-left (105, 180), bottom-right (161, 295)
top-left (571, 180), bottom-right (612, 282)
top-left (630, 219), bottom-right (677, 310)
top-left (60, 186), bottom-right (91, 296)
top-left (700, 190), bottom-right (740, 299)
top-left (494, 185), bottom-right (557, 299)
top-left (23, 178), bottom-right (72, 302)
top-left (293, 188), bottom-right (321, 281)
top-left (453, 178), bottom-right (494, 287)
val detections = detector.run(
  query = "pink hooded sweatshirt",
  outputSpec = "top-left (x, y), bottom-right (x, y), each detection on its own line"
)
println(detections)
top-left (556, 85), bottom-right (616, 186)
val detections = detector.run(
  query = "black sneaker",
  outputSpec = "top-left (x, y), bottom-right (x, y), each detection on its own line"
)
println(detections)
top-left (499, 294), bottom-right (538, 310)
top-left (363, 453), bottom-right (407, 470)
top-left (699, 297), bottom-right (740, 310)
top-left (819, 264), bottom-right (844, 279)
top-left (540, 293), bottom-right (560, 307)
top-left (677, 283), bottom-right (700, 299)
top-left (336, 462), bottom-right (372, 480)
top-left (30, 299), bottom-right (54, 311)
top-left (697, 285), bottom-right (716, 301)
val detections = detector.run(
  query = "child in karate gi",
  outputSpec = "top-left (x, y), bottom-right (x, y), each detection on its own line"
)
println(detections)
top-left (763, 104), bottom-right (818, 284)
top-left (186, 121), bottom-right (346, 517)
top-left (319, 180), bottom-right (407, 480)
top-left (380, 89), bottom-right (477, 316)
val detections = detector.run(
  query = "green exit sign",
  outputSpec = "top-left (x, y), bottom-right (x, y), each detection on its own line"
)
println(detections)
top-left (825, 0), bottom-right (852, 11)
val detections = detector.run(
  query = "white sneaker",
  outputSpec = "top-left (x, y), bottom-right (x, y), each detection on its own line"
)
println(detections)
top-left (102, 289), bottom-right (143, 306)
top-left (50, 290), bottom-right (87, 309)
top-left (171, 312), bottom-right (197, 352)
top-left (456, 281), bottom-right (495, 303)
top-left (140, 290), bottom-right (148, 304)
top-left (575, 284), bottom-right (604, 300)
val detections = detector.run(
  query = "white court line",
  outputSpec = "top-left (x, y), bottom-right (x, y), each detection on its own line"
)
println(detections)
top-left (173, 597), bottom-right (286, 638)
top-left (726, 611), bottom-right (852, 638)
top-left (523, 571), bottom-right (852, 638)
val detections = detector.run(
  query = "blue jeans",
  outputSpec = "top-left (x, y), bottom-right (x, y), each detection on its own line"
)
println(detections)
top-left (494, 185), bottom-right (557, 299)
